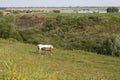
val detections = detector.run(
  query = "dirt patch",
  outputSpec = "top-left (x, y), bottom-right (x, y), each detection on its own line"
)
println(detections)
top-left (15, 14), bottom-right (45, 29)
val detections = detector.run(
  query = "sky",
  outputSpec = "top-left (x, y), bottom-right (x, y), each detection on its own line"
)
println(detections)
top-left (0, 0), bottom-right (120, 7)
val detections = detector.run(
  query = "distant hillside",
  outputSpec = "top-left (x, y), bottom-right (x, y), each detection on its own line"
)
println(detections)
top-left (0, 12), bottom-right (120, 56)
top-left (15, 13), bottom-right (120, 53)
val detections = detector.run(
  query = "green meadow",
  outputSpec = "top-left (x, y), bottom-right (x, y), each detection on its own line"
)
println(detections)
top-left (0, 12), bottom-right (120, 80)
top-left (0, 39), bottom-right (120, 80)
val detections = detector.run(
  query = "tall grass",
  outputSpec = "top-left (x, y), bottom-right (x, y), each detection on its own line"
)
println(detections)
top-left (0, 39), bottom-right (120, 80)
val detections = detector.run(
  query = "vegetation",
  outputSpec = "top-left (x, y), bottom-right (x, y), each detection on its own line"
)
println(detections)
top-left (100, 34), bottom-right (120, 56)
top-left (0, 13), bottom-right (120, 57)
top-left (16, 13), bottom-right (120, 56)
top-left (53, 10), bottom-right (60, 13)
top-left (0, 14), bottom-right (22, 41)
top-left (0, 10), bottom-right (4, 17)
top-left (0, 39), bottom-right (120, 79)
top-left (107, 7), bottom-right (119, 13)
top-left (0, 12), bottom-right (120, 79)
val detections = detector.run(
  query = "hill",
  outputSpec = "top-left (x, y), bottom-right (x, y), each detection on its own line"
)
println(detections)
top-left (0, 12), bottom-right (120, 56)
top-left (15, 13), bottom-right (120, 53)
top-left (0, 39), bottom-right (120, 80)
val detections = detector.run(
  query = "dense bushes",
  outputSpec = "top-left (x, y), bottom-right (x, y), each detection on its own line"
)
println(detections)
top-left (1, 13), bottom-right (120, 56)
top-left (107, 7), bottom-right (119, 13)
top-left (0, 15), bottom-right (22, 41)
top-left (100, 34), bottom-right (120, 56)
top-left (18, 15), bottom-right (120, 56)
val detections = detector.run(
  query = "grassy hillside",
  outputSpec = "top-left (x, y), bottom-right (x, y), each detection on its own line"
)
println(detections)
top-left (15, 13), bottom-right (120, 29)
top-left (0, 39), bottom-right (120, 80)
top-left (1, 12), bottom-right (120, 53)
top-left (15, 13), bottom-right (120, 53)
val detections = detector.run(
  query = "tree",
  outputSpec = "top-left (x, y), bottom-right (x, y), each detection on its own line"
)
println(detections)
top-left (100, 34), bottom-right (120, 56)
top-left (0, 15), bottom-right (23, 41)
top-left (53, 10), bottom-right (60, 13)
top-left (107, 7), bottom-right (119, 13)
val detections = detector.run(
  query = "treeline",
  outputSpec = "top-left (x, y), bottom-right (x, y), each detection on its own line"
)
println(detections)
top-left (0, 13), bottom-right (120, 56)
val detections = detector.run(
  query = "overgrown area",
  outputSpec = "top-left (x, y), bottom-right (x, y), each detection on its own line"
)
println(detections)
top-left (0, 13), bottom-right (120, 56)
top-left (0, 13), bottom-right (22, 41)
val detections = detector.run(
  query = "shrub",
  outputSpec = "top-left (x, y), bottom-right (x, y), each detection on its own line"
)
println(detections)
top-left (42, 19), bottom-right (57, 32)
top-left (76, 17), bottom-right (95, 28)
top-left (0, 15), bottom-right (23, 41)
top-left (107, 7), bottom-right (119, 13)
top-left (53, 10), bottom-right (60, 13)
top-left (100, 34), bottom-right (120, 56)
top-left (0, 10), bottom-right (4, 17)
top-left (11, 10), bottom-right (20, 14)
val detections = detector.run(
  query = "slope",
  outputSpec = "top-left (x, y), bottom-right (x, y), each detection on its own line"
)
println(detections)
top-left (0, 39), bottom-right (120, 80)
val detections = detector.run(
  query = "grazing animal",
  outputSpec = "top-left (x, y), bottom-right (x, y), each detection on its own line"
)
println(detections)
top-left (37, 44), bottom-right (53, 54)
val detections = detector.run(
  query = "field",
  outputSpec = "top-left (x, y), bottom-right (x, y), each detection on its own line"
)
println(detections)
top-left (0, 39), bottom-right (120, 80)
top-left (16, 12), bottom-right (120, 18)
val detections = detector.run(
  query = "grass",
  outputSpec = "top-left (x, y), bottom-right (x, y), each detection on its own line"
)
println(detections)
top-left (34, 12), bottom-right (120, 18)
top-left (16, 12), bottom-right (120, 19)
top-left (0, 39), bottom-right (120, 80)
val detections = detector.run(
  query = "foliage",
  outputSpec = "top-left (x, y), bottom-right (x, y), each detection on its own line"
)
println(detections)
top-left (17, 13), bottom-right (120, 55)
top-left (11, 10), bottom-right (20, 14)
top-left (0, 15), bottom-right (23, 41)
top-left (53, 10), bottom-right (60, 13)
top-left (100, 34), bottom-right (120, 56)
top-left (76, 17), bottom-right (94, 28)
top-left (107, 7), bottom-right (119, 13)
top-left (0, 10), bottom-right (4, 17)
top-left (42, 19), bottom-right (57, 31)
top-left (0, 12), bottom-right (120, 57)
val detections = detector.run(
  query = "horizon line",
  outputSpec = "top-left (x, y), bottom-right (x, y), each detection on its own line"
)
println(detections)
top-left (0, 6), bottom-right (120, 8)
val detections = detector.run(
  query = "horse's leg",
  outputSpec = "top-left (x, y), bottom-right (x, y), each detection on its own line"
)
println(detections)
top-left (45, 50), bottom-right (47, 55)
top-left (37, 46), bottom-right (40, 54)
top-left (37, 46), bottom-right (42, 54)
top-left (50, 49), bottom-right (53, 56)
top-left (38, 47), bottom-right (41, 54)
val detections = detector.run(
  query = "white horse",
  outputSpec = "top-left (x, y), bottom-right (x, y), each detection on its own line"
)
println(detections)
top-left (37, 44), bottom-right (53, 54)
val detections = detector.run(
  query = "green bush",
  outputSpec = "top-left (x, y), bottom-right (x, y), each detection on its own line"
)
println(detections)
top-left (11, 10), bottom-right (20, 14)
top-left (0, 15), bottom-right (23, 41)
top-left (76, 17), bottom-right (95, 28)
top-left (53, 10), bottom-right (60, 13)
top-left (107, 7), bottom-right (119, 13)
top-left (0, 10), bottom-right (4, 17)
top-left (100, 34), bottom-right (120, 56)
